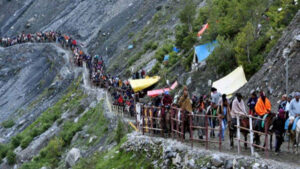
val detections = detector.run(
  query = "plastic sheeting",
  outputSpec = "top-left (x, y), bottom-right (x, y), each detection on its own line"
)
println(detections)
top-left (212, 66), bottom-right (247, 97)
top-left (147, 81), bottom-right (178, 97)
top-left (194, 40), bottom-right (217, 63)
top-left (197, 23), bottom-right (209, 37)
top-left (129, 76), bottom-right (160, 92)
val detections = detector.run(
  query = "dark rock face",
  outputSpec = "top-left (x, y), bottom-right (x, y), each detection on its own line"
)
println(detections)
top-left (238, 11), bottom-right (300, 107)
top-left (0, 0), bottom-right (167, 66)
top-left (0, 43), bottom-right (74, 142)
top-left (0, 44), bottom-right (62, 120)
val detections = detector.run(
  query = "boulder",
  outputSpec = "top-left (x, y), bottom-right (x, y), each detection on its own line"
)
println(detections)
top-left (224, 159), bottom-right (233, 169)
top-left (211, 154), bottom-right (223, 167)
top-left (156, 5), bottom-right (162, 11)
top-left (252, 163), bottom-right (260, 169)
top-left (172, 153), bottom-right (182, 166)
top-left (65, 148), bottom-right (81, 168)
top-left (186, 76), bottom-right (192, 86)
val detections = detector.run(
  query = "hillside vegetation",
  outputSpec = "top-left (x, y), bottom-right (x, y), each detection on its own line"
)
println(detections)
top-left (147, 0), bottom-right (299, 79)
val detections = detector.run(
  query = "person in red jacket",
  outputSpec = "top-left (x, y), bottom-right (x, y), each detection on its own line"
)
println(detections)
top-left (162, 91), bottom-right (173, 106)
top-left (118, 94), bottom-right (124, 106)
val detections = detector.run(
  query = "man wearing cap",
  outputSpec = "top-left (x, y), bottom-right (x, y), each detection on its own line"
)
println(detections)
top-left (288, 92), bottom-right (300, 125)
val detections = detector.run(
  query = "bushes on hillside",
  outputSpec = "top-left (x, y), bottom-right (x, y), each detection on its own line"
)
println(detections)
top-left (1, 120), bottom-right (15, 128)
top-left (21, 136), bottom-right (33, 149)
top-left (0, 144), bottom-right (9, 159)
top-left (6, 151), bottom-right (16, 165)
top-left (11, 135), bottom-right (23, 148)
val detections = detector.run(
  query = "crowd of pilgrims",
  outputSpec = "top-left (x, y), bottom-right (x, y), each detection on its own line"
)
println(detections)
top-left (1, 31), bottom-right (300, 154)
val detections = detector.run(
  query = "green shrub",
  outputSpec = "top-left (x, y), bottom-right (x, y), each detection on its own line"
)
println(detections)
top-left (154, 43), bottom-right (173, 62)
top-left (30, 128), bottom-right (41, 138)
top-left (21, 136), bottom-right (33, 149)
top-left (11, 135), bottom-right (23, 148)
top-left (6, 151), bottom-right (16, 165)
top-left (42, 122), bottom-right (52, 131)
top-left (143, 41), bottom-right (154, 51)
top-left (128, 32), bottom-right (134, 38)
top-left (168, 52), bottom-right (179, 66)
top-left (0, 144), bottom-right (9, 159)
top-left (128, 51), bottom-right (143, 67)
top-left (60, 122), bottom-right (81, 145)
top-left (1, 120), bottom-right (15, 128)
top-left (149, 62), bottom-right (161, 75)
top-left (151, 42), bottom-right (158, 50)
top-left (114, 119), bottom-right (125, 144)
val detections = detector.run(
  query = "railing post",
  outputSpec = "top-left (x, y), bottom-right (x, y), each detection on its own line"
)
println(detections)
top-left (189, 113), bottom-right (194, 148)
top-left (171, 108), bottom-right (174, 139)
top-left (176, 110), bottom-right (180, 139)
top-left (150, 108), bottom-right (154, 134)
top-left (205, 114), bottom-right (208, 150)
top-left (237, 114), bottom-right (241, 154)
top-left (142, 106), bottom-right (145, 135)
top-left (219, 116), bottom-right (222, 152)
top-left (264, 121), bottom-right (269, 159)
top-left (160, 107), bottom-right (164, 137)
top-left (145, 107), bottom-right (149, 133)
top-left (249, 115), bottom-right (254, 156)
top-left (181, 110), bottom-right (185, 141)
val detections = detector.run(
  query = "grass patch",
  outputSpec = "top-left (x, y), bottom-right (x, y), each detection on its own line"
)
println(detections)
top-left (17, 77), bottom-right (86, 149)
top-left (20, 101), bottom-right (108, 169)
top-left (1, 119), bottom-right (15, 128)
top-left (74, 137), bottom-right (153, 169)
top-left (0, 77), bottom-right (86, 163)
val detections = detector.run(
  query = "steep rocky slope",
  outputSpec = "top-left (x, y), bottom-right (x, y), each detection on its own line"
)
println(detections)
top-left (239, 11), bottom-right (300, 106)
top-left (0, 44), bottom-right (75, 142)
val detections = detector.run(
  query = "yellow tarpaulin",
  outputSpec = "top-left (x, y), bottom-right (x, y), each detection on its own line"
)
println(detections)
top-left (129, 76), bottom-right (160, 92)
top-left (212, 66), bottom-right (247, 97)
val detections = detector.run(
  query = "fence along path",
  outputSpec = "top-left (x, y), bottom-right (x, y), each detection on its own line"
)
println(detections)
top-left (111, 100), bottom-right (273, 158)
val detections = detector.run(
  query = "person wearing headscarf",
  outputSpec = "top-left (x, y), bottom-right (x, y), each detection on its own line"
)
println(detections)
top-left (255, 91), bottom-right (271, 117)
top-left (178, 90), bottom-right (192, 113)
top-left (178, 89), bottom-right (192, 139)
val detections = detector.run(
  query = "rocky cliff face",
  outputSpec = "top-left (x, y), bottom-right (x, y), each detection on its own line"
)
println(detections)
top-left (0, 43), bottom-right (75, 142)
top-left (0, 0), bottom-right (170, 65)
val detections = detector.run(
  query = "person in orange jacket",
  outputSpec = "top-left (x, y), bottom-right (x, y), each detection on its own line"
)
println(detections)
top-left (255, 91), bottom-right (271, 117)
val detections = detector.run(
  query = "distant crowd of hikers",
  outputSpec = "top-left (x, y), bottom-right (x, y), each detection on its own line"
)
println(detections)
top-left (1, 31), bottom-right (300, 155)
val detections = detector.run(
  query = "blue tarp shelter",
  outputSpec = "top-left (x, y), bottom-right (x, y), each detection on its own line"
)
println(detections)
top-left (173, 47), bottom-right (180, 53)
top-left (194, 40), bottom-right (217, 62)
top-left (164, 55), bottom-right (170, 61)
top-left (128, 45), bottom-right (134, 49)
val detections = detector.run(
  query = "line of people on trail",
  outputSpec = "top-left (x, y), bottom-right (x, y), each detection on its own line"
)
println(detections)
top-left (142, 86), bottom-right (300, 154)
top-left (1, 31), bottom-right (137, 119)
top-left (0, 31), bottom-right (57, 47)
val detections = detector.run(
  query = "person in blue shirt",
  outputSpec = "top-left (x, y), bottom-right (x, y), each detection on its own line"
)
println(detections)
top-left (217, 94), bottom-right (231, 141)
top-left (247, 92), bottom-right (257, 116)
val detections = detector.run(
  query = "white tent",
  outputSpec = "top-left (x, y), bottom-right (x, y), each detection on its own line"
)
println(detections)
top-left (212, 66), bottom-right (247, 97)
